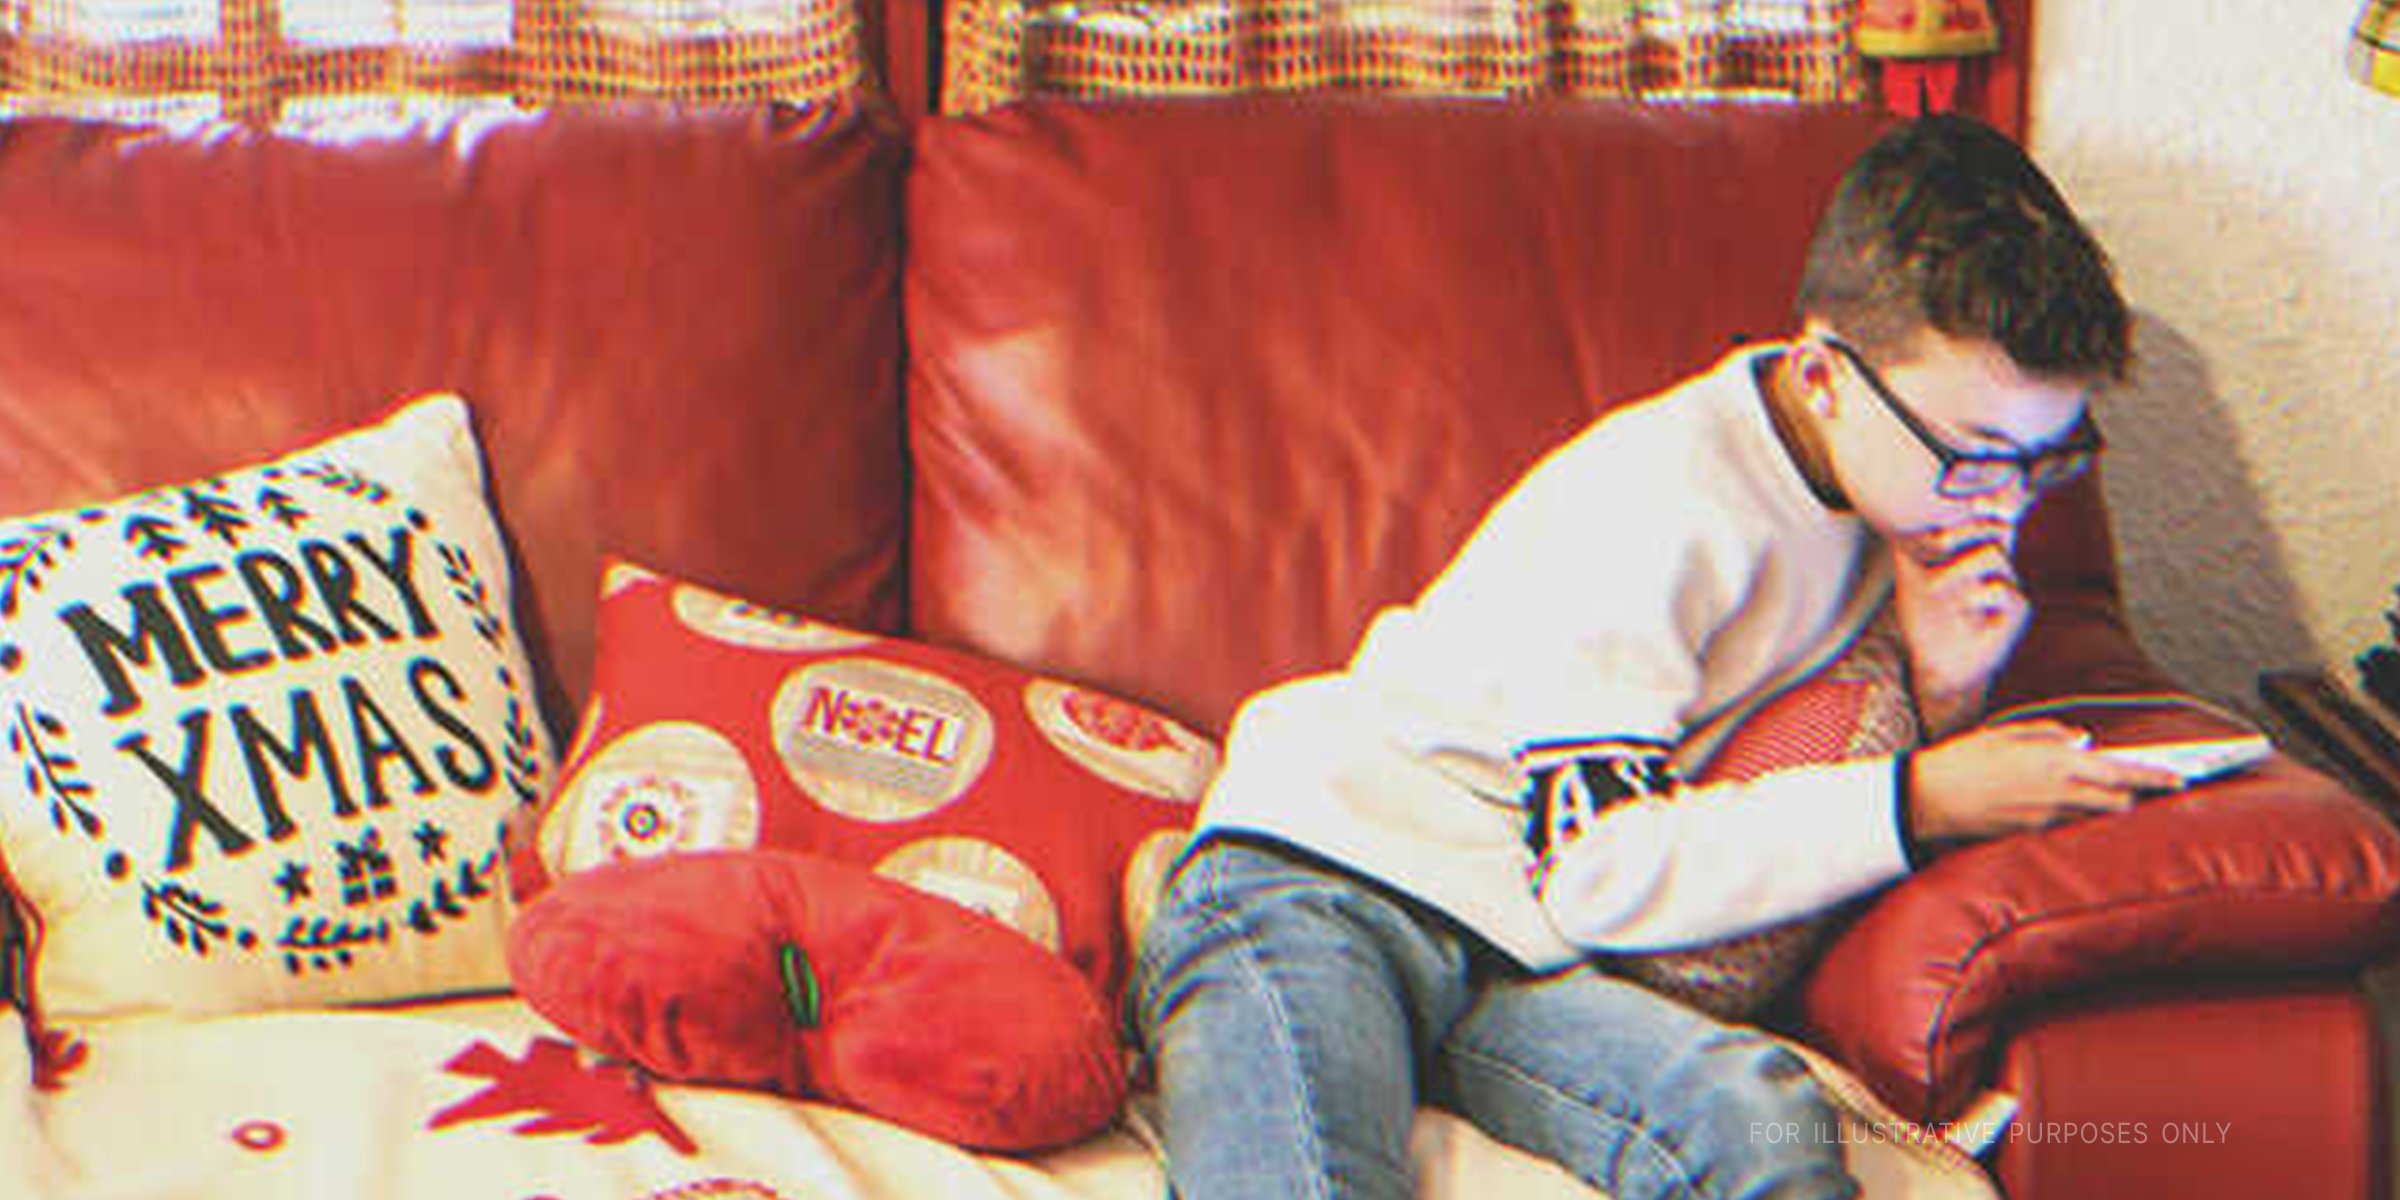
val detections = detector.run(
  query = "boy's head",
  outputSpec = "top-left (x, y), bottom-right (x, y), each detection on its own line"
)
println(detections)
top-left (1796, 113), bottom-right (2129, 381)
top-left (1785, 114), bottom-right (2131, 553)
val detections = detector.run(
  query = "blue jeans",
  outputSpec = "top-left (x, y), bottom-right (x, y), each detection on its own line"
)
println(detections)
top-left (1131, 837), bottom-right (1858, 1200)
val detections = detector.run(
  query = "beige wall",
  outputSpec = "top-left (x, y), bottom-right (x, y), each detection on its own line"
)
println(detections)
top-left (2030, 0), bottom-right (2400, 712)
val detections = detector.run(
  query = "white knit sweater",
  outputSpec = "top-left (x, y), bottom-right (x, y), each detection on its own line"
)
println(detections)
top-left (1194, 347), bottom-right (1914, 972)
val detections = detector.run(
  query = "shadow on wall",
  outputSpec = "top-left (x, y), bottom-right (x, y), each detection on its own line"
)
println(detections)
top-left (2099, 312), bottom-right (2319, 716)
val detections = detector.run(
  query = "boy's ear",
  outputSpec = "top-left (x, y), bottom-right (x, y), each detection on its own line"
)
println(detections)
top-left (1794, 342), bottom-right (1840, 416)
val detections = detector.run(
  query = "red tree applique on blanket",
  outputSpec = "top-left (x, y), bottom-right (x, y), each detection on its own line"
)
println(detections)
top-left (429, 1037), bottom-right (697, 1154)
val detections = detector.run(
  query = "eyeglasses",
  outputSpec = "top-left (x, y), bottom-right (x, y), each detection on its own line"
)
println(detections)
top-left (1822, 336), bottom-right (2103, 500)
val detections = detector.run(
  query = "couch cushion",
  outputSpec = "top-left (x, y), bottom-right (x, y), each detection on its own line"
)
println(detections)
top-left (0, 102), bottom-right (909, 739)
top-left (905, 97), bottom-right (1896, 735)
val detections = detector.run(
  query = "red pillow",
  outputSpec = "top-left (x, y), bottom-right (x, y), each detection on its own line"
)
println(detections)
top-left (521, 560), bottom-right (1215, 1009)
top-left (507, 849), bottom-right (1127, 1152)
top-left (1802, 696), bottom-right (2400, 1122)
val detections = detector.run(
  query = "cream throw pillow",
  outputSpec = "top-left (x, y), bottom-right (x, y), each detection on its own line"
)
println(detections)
top-left (0, 394), bottom-right (551, 1018)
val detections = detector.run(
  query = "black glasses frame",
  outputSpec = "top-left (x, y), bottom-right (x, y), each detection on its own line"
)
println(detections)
top-left (1821, 336), bottom-right (2103, 500)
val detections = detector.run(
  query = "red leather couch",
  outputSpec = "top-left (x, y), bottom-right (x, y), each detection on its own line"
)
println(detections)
top-left (1, 97), bottom-right (2394, 1198)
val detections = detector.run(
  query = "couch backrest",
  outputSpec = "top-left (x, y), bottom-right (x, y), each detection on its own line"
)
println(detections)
top-left (909, 97), bottom-right (2065, 737)
top-left (0, 104), bottom-right (911, 735)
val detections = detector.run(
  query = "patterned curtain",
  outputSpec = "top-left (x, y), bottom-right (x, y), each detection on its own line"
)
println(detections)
top-left (0, 1), bottom-right (872, 126)
top-left (941, 0), bottom-right (1868, 116)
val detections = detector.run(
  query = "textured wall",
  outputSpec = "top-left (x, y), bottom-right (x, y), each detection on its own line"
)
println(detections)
top-left (2030, 0), bottom-right (2400, 713)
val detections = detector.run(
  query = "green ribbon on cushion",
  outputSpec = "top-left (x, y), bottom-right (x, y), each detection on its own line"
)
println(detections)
top-left (779, 942), bottom-right (822, 1029)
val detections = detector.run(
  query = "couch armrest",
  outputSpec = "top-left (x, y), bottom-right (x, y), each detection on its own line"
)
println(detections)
top-left (1799, 413), bottom-right (2400, 1124)
top-left (1799, 742), bottom-right (2400, 1122)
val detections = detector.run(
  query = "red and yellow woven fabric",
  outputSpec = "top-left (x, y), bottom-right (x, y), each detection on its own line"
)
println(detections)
top-left (2355, 0), bottom-right (2400, 97)
top-left (943, 0), bottom-right (1865, 116)
top-left (0, 0), bottom-right (871, 127)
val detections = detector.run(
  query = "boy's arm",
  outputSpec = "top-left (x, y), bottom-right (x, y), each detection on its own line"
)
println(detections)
top-left (1520, 743), bottom-right (1913, 951)
top-left (1516, 719), bottom-right (2176, 951)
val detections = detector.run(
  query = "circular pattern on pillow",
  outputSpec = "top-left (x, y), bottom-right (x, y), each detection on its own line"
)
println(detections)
top-left (507, 849), bottom-right (1127, 1152)
top-left (770, 659), bottom-right (998, 821)
top-left (537, 721), bottom-right (761, 870)
top-left (1023, 680), bottom-right (1219, 800)
top-left (671, 581), bottom-right (878, 653)
top-left (871, 835), bottom-right (1061, 952)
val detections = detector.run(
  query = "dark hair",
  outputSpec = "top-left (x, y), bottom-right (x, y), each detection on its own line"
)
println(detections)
top-left (1796, 113), bottom-right (2131, 383)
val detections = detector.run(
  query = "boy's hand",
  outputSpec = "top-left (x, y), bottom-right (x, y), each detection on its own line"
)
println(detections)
top-left (1907, 719), bottom-right (2184, 842)
top-left (1891, 520), bottom-right (2027, 734)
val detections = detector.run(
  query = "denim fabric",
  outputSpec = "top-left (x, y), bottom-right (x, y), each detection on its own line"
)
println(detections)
top-left (1132, 837), bottom-right (1859, 1200)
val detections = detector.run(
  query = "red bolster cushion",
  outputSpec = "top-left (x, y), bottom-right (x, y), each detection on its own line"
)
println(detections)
top-left (1800, 697), bottom-right (2400, 1122)
top-left (507, 848), bottom-right (1127, 1152)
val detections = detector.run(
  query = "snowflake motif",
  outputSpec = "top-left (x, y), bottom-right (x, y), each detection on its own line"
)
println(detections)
top-left (597, 775), bottom-right (705, 861)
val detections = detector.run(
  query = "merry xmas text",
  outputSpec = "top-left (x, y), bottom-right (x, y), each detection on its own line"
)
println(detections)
top-left (52, 526), bottom-right (497, 873)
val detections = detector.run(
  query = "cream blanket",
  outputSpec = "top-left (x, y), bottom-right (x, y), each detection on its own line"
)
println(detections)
top-left (0, 996), bottom-right (1993, 1200)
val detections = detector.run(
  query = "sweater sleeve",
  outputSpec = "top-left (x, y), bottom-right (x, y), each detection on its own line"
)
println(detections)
top-left (1520, 749), bottom-right (1911, 950)
top-left (1361, 400), bottom-right (1912, 953)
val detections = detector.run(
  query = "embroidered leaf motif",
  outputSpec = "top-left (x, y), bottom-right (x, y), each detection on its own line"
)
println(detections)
top-left (438, 542), bottom-right (504, 644)
top-left (180, 487), bottom-right (249, 546)
top-left (429, 1038), bottom-right (698, 1155)
top-left (293, 461), bottom-right (391, 504)
top-left (501, 688), bottom-right (544, 805)
top-left (122, 513), bottom-right (187, 563)
top-left (405, 849), bottom-right (499, 937)
top-left (276, 913), bottom-right (390, 975)
top-left (0, 523), bottom-right (72, 616)
top-left (142, 880), bottom-right (233, 956)
top-left (8, 702), bottom-right (101, 838)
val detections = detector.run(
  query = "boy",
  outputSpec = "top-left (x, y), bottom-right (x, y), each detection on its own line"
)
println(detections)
top-left (1133, 114), bottom-right (2180, 1200)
